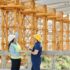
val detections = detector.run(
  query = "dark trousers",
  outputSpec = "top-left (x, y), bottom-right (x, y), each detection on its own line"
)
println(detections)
top-left (31, 65), bottom-right (40, 70)
top-left (31, 66), bottom-right (34, 70)
top-left (11, 59), bottom-right (21, 70)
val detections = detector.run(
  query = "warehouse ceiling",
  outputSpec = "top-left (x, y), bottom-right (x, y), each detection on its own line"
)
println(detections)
top-left (35, 0), bottom-right (70, 14)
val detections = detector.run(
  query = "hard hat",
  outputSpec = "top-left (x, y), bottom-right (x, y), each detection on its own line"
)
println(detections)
top-left (34, 34), bottom-right (41, 41)
top-left (8, 35), bottom-right (15, 43)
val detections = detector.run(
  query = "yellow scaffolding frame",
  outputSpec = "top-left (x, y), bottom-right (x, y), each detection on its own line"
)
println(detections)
top-left (0, 0), bottom-right (70, 51)
top-left (0, 0), bottom-right (70, 67)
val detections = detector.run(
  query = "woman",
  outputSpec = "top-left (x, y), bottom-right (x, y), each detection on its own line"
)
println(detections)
top-left (29, 34), bottom-right (42, 70)
top-left (8, 34), bottom-right (22, 70)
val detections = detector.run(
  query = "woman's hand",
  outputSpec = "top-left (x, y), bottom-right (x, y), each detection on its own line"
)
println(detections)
top-left (26, 46), bottom-right (32, 51)
top-left (20, 51), bottom-right (26, 55)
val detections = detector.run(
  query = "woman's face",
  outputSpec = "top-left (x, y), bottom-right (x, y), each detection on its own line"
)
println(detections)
top-left (13, 38), bottom-right (16, 43)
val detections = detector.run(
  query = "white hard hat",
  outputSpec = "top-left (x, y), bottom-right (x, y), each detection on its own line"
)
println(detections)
top-left (8, 35), bottom-right (15, 43)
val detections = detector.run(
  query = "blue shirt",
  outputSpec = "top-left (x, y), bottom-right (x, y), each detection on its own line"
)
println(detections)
top-left (31, 41), bottom-right (42, 65)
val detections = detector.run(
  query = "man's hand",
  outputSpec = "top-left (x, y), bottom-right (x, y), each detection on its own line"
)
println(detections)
top-left (31, 50), bottom-right (39, 55)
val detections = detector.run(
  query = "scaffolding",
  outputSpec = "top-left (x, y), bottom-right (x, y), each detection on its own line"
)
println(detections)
top-left (0, 0), bottom-right (70, 69)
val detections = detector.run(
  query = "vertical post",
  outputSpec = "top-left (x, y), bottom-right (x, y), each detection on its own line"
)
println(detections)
top-left (5, 10), bottom-right (8, 50)
top-left (60, 12), bottom-right (63, 50)
top-left (1, 9), bottom-right (8, 69)
top-left (22, 15), bottom-right (26, 50)
top-left (18, 10), bottom-right (23, 49)
top-left (66, 15), bottom-right (69, 50)
top-left (30, 0), bottom-right (35, 48)
top-left (43, 5), bottom-right (47, 51)
top-left (52, 20), bottom-right (56, 50)
top-left (43, 16), bottom-right (47, 51)
top-left (46, 18), bottom-right (48, 51)
top-left (52, 9), bottom-right (56, 50)
top-left (1, 10), bottom-right (5, 50)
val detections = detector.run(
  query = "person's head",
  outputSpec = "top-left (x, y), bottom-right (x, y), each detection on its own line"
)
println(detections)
top-left (33, 34), bottom-right (41, 42)
top-left (8, 35), bottom-right (16, 47)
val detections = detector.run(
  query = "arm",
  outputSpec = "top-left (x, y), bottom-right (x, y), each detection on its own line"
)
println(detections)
top-left (31, 42), bottom-right (40, 55)
top-left (31, 50), bottom-right (39, 55)
top-left (15, 43), bottom-right (22, 52)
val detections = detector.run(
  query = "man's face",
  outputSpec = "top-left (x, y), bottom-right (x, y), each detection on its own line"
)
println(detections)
top-left (33, 38), bottom-right (37, 43)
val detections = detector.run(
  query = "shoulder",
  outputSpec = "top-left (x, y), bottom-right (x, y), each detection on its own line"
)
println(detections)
top-left (10, 43), bottom-right (16, 49)
top-left (35, 42), bottom-right (41, 49)
top-left (10, 43), bottom-right (15, 46)
top-left (35, 41), bottom-right (40, 44)
top-left (35, 41), bottom-right (41, 46)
